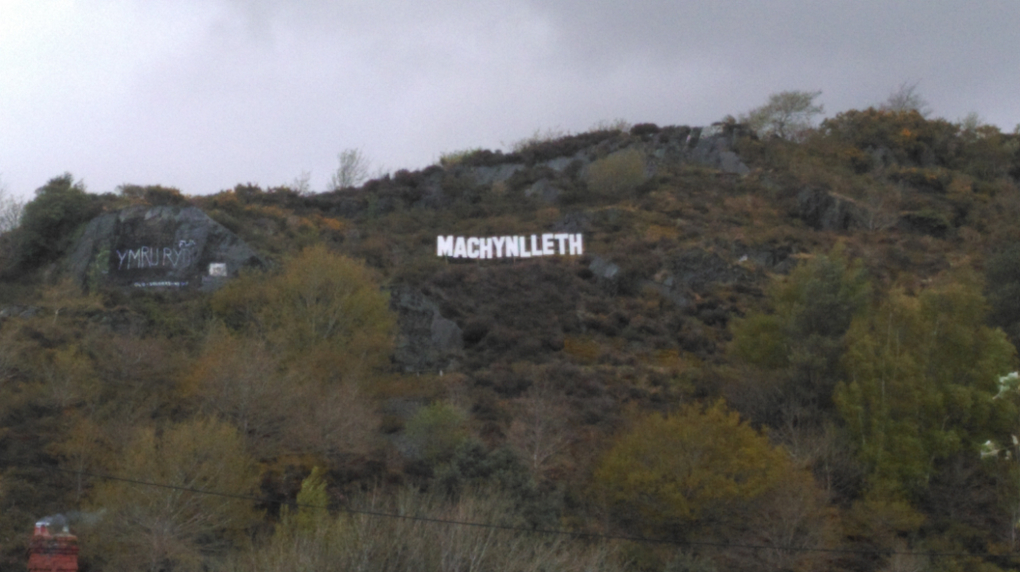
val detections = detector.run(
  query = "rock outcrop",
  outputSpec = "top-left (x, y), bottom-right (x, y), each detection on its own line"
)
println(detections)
top-left (796, 188), bottom-right (868, 231)
top-left (68, 206), bottom-right (265, 292)
top-left (390, 286), bottom-right (463, 373)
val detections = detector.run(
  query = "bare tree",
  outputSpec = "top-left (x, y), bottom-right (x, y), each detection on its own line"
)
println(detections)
top-left (0, 176), bottom-right (23, 233)
top-left (507, 383), bottom-right (575, 475)
top-left (741, 90), bottom-right (824, 141)
top-left (328, 148), bottom-right (370, 191)
top-left (880, 81), bottom-right (932, 117)
top-left (290, 170), bottom-right (313, 196)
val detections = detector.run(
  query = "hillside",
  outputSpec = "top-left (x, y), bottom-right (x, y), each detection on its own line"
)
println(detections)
top-left (2, 108), bottom-right (1020, 572)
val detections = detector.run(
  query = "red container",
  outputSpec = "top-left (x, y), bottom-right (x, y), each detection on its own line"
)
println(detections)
top-left (28, 524), bottom-right (78, 572)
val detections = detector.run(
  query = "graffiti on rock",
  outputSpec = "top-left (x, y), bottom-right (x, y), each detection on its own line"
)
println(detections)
top-left (116, 240), bottom-right (198, 270)
top-left (132, 281), bottom-right (189, 288)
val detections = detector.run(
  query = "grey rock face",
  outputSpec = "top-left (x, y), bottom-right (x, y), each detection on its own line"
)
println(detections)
top-left (469, 164), bottom-right (524, 186)
top-left (589, 256), bottom-right (620, 281)
top-left (796, 188), bottom-right (867, 231)
top-left (688, 128), bottom-right (751, 174)
top-left (391, 286), bottom-right (463, 373)
top-left (68, 206), bottom-right (265, 292)
top-left (524, 179), bottom-right (562, 202)
top-left (0, 305), bottom-right (41, 319)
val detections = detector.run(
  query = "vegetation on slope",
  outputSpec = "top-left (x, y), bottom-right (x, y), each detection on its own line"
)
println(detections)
top-left (1, 101), bottom-right (1020, 571)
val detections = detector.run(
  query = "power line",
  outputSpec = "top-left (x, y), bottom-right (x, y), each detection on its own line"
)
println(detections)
top-left (9, 461), bottom-right (1017, 561)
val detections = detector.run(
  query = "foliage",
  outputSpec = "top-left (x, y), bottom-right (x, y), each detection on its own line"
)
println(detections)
top-left (200, 253), bottom-right (385, 460)
top-left (592, 401), bottom-right (795, 536)
top-left (510, 126), bottom-right (572, 153)
top-left (210, 244), bottom-right (395, 384)
top-left (741, 90), bottom-right (824, 141)
top-left (280, 466), bottom-right (329, 534)
top-left (820, 108), bottom-right (959, 167)
top-left (835, 272), bottom-right (1017, 501)
top-left (729, 247), bottom-right (871, 429)
top-left (585, 149), bottom-right (647, 198)
top-left (438, 147), bottom-right (486, 167)
top-left (15, 173), bottom-right (101, 270)
top-left (986, 241), bottom-right (1020, 350)
top-left (118, 183), bottom-right (189, 206)
top-left (402, 401), bottom-right (470, 464)
top-left (83, 417), bottom-right (261, 572)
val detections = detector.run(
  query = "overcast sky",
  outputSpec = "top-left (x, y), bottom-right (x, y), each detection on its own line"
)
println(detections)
top-left (1, 0), bottom-right (1017, 199)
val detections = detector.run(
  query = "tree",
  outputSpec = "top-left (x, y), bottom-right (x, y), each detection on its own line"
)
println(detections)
top-left (279, 466), bottom-right (329, 534)
top-left (0, 178), bottom-right (25, 273)
top-left (202, 248), bottom-right (389, 459)
top-left (880, 81), bottom-right (932, 117)
top-left (986, 241), bottom-right (1020, 350)
top-left (741, 90), bottom-right (824, 141)
top-left (290, 170), bottom-right (313, 195)
top-left (592, 402), bottom-right (796, 537)
top-left (83, 417), bottom-right (261, 572)
top-left (210, 244), bottom-right (395, 385)
top-left (820, 107), bottom-right (959, 167)
top-left (0, 176), bottom-right (23, 233)
top-left (835, 272), bottom-right (1017, 501)
top-left (328, 148), bottom-right (370, 191)
top-left (728, 247), bottom-right (870, 432)
top-left (183, 326), bottom-right (292, 453)
top-left (401, 401), bottom-right (470, 464)
top-left (507, 382), bottom-right (575, 476)
top-left (15, 173), bottom-right (99, 269)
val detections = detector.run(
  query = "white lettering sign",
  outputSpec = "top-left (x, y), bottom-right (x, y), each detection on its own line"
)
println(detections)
top-left (116, 240), bottom-right (198, 270)
top-left (437, 234), bottom-right (583, 259)
top-left (132, 281), bottom-right (189, 288)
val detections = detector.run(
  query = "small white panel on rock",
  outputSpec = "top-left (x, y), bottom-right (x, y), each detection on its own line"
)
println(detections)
top-left (208, 263), bottom-right (228, 277)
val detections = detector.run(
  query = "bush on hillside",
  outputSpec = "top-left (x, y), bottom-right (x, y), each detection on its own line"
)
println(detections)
top-left (585, 149), bottom-right (647, 199)
top-left (821, 108), bottom-right (958, 167)
top-left (118, 184), bottom-right (189, 206)
top-left (15, 173), bottom-right (102, 271)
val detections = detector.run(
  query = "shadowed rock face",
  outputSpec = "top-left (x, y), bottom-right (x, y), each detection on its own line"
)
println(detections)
top-left (68, 206), bottom-right (266, 292)
top-left (390, 286), bottom-right (463, 373)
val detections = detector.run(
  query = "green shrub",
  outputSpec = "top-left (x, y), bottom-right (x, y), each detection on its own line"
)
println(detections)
top-left (985, 241), bottom-right (1020, 349)
top-left (403, 401), bottom-right (470, 463)
top-left (15, 173), bottom-right (101, 270)
top-left (438, 147), bottom-right (486, 167)
top-left (118, 184), bottom-right (188, 206)
top-left (585, 149), bottom-right (647, 198)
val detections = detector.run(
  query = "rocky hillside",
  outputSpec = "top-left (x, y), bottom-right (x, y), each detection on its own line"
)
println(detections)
top-left (1, 109), bottom-right (1020, 572)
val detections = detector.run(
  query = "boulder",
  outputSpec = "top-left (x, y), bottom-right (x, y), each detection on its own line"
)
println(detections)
top-left (68, 205), bottom-right (265, 292)
top-left (796, 188), bottom-right (867, 231)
